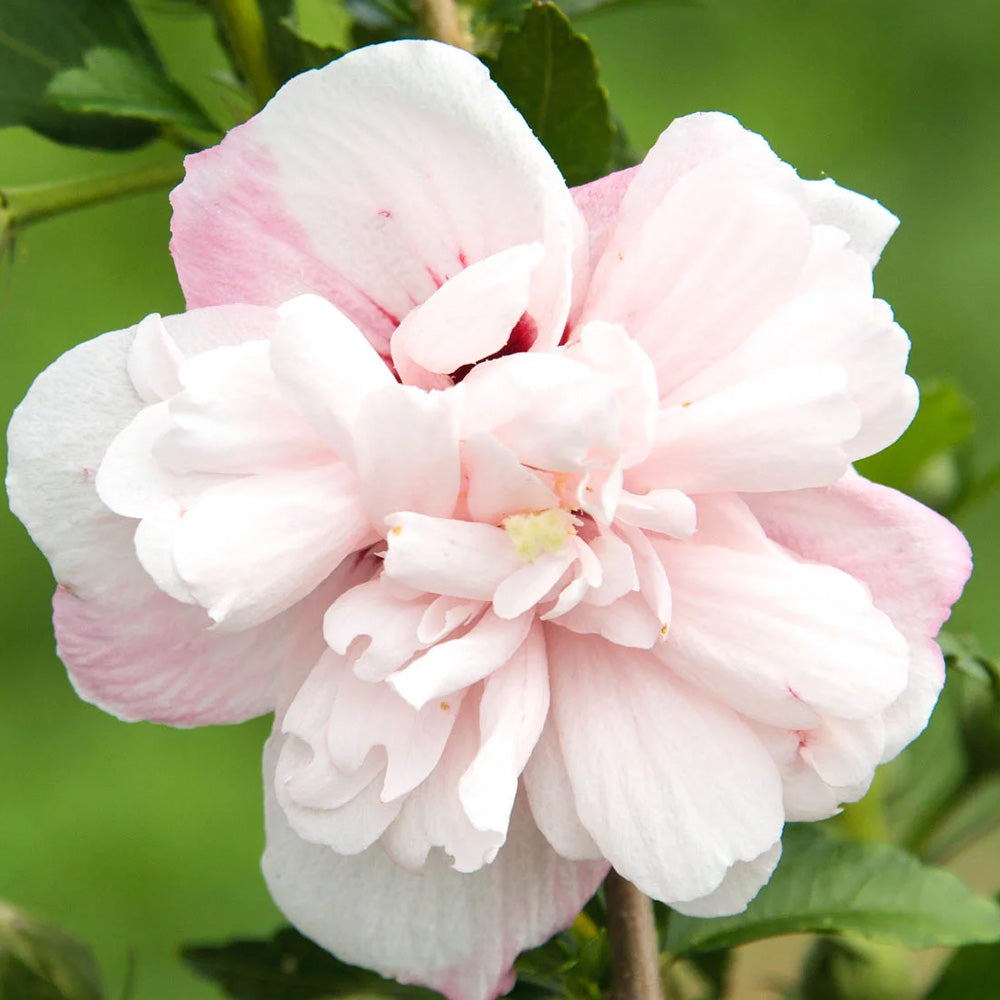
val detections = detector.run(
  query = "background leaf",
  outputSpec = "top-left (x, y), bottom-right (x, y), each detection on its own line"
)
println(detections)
top-left (0, 901), bottom-right (104, 1000)
top-left (47, 47), bottom-right (216, 132)
top-left (924, 936), bottom-right (1000, 1000)
top-left (183, 926), bottom-right (441, 1000)
top-left (665, 825), bottom-right (1000, 955)
top-left (0, 0), bottom-right (163, 148)
top-left (486, 3), bottom-right (613, 186)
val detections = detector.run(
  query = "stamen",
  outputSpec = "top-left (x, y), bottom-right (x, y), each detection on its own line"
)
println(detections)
top-left (503, 509), bottom-right (576, 562)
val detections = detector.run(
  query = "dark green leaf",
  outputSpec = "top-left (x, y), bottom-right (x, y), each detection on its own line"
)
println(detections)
top-left (924, 937), bottom-right (1000, 1000)
top-left (799, 936), bottom-right (911, 1000)
top-left (486, 0), bottom-right (698, 28)
top-left (856, 379), bottom-right (974, 501)
top-left (0, 901), bottom-right (104, 1000)
top-left (0, 0), bottom-right (162, 148)
top-left (665, 825), bottom-right (1000, 955)
top-left (921, 775), bottom-right (1000, 865)
top-left (183, 926), bottom-right (441, 1000)
top-left (487, 3), bottom-right (613, 187)
top-left (47, 47), bottom-right (216, 131)
top-left (276, 20), bottom-right (342, 71)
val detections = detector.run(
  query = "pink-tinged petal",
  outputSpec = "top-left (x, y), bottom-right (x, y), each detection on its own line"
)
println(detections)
top-left (391, 243), bottom-right (544, 387)
top-left (459, 622), bottom-right (549, 837)
top-left (667, 239), bottom-right (918, 462)
top-left (464, 434), bottom-right (559, 525)
top-left (670, 841), bottom-right (782, 918)
top-left (689, 493), bottom-right (775, 553)
top-left (51, 559), bottom-right (362, 725)
top-left (355, 384), bottom-right (461, 526)
top-left (97, 402), bottom-right (223, 518)
top-left (132, 499), bottom-right (195, 604)
top-left (282, 650), bottom-right (462, 810)
top-left (383, 513), bottom-right (523, 599)
top-left (324, 577), bottom-right (432, 682)
top-left (271, 294), bottom-right (395, 463)
top-left (633, 365), bottom-right (860, 495)
top-left (127, 313), bottom-right (183, 402)
top-left (801, 177), bottom-right (898, 266)
top-left (264, 736), bottom-right (607, 1000)
top-left (157, 340), bottom-right (331, 475)
top-left (278, 749), bottom-right (402, 854)
top-left (552, 593), bottom-right (663, 649)
top-left (616, 524), bottom-right (672, 625)
top-left (523, 715), bottom-right (602, 861)
top-left (655, 539), bottom-right (909, 728)
top-left (389, 610), bottom-right (533, 709)
top-left (548, 630), bottom-right (783, 904)
top-left (580, 140), bottom-right (811, 396)
top-left (493, 550), bottom-right (575, 620)
top-left (799, 715), bottom-right (886, 788)
top-left (380, 697), bottom-right (505, 873)
top-left (570, 166), bottom-right (639, 289)
top-left (745, 474), bottom-right (972, 758)
top-left (616, 489), bottom-right (696, 538)
top-left (171, 41), bottom-right (580, 353)
top-left (418, 596), bottom-right (483, 644)
top-left (580, 532), bottom-right (638, 607)
top-left (173, 463), bottom-right (376, 631)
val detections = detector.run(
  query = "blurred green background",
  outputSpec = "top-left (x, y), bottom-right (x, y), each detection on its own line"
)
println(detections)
top-left (1, 1), bottom-right (998, 997)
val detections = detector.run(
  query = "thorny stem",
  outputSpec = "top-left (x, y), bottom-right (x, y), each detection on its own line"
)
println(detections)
top-left (417, 0), bottom-right (474, 51)
top-left (210, 0), bottom-right (281, 108)
top-left (604, 871), bottom-right (665, 1000)
top-left (0, 161), bottom-right (185, 250)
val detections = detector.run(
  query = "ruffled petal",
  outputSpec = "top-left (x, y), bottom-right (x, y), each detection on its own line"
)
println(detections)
top-left (171, 41), bottom-right (580, 353)
top-left (745, 473), bottom-right (971, 758)
top-left (655, 538), bottom-right (909, 728)
top-left (670, 841), bottom-right (782, 918)
top-left (548, 629), bottom-right (784, 906)
top-left (264, 741), bottom-right (607, 1000)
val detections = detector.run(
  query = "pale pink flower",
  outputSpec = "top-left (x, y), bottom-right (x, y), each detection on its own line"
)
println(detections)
top-left (7, 40), bottom-right (971, 1000)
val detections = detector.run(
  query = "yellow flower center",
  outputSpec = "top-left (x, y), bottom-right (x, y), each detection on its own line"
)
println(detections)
top-left (502, 509), bottom-right (576, 562)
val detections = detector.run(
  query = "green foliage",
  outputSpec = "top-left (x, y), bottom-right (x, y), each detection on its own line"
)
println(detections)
top-left (183, 926), bottom-right (441, 1000)
top-left (665, 825), bottom-right (1000, 956)
top-left (486, 4), bottom-right (613, 187)
top-left (0, 0), bottom-right (165, 148)
top-left (856, 379), bottom-right (974, 508)
top-left (799, 936), bottom-right (912, 1000)
top-left (924, 935), bottom-right (1000, 1000)
top-left (47, 47), bottom-right (216, 132)
top-left (486, 0), bottom-right (698, 28)
top-left (0, 902), bottom-right (104, 1000)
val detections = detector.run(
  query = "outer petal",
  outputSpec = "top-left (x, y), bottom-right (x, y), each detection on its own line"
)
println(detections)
top-left (670, 841), bottom-right (782, 918)
top-left (7, 304), bottom-right (322, 725)
top-left (656, 539), bottom-right (909, 728)
top-left (171, 41), bottom-right (580, 353)
top-left (801, 177), bottom-right (898, 266)
top-left (263, 737), bottom-right (607, 1000)
top-left (548, 629), bottom-right (784, 906)
top-left (745, 474), bottom-right (972, 758)
top-left (51, 559), bottom-right (364, 725)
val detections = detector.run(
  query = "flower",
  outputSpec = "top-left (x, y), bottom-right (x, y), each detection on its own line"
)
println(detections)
top-left (6, 39), bottom-right (971, 1000)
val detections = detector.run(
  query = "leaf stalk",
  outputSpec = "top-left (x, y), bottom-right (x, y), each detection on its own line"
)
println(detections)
top-left (209, 0), bottom-right (281, 107)
top-left (1, 161), bottom-right (185, 246)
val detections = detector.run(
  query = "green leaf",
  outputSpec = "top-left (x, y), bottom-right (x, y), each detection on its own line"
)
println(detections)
top-left (182, 926), bottom-right (441, 1000)
top-left (799, 936), bottom-right (911, 1000)
top-left (0, 901), bottom-right (104, 1000)
top-left (487, 3), bottom-right (613, 187)
top-left (0, 0), bottom-right (163, 148)
top-left (486, 0), bottom-right (698, 28)
top-left (665, 825), bottom-right (1000, 955)
top-left (47, 47), bottom-right (216, 132)
top-left (855, 379), bottom-right (974, 501)
top-left (924, 938), bottom-right (1000, 1000)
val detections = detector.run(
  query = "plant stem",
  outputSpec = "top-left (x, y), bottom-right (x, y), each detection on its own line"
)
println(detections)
top-left (1, 161), bottom-right (185, 237)
top-left (417, 0), bottom-right (474, 50)
top-left (604, 871), bottom-right (665, 1000)
top-left (210, 0), bottom-right (280, 108)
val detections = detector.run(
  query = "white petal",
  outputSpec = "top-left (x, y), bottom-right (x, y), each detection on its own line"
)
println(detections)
top-left (670, 841), bottom-right (783, 917)
top-left (549, 630), bottom-right (784, 903)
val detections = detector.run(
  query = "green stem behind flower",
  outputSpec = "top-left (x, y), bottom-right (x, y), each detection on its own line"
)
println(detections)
top-left (839, 770), bottom-right (888, 843)
top-left (417, 0), bottom-right (474, 51)
top-left (209, 0), bottom-right (281, 108)
top-left (604, 871), bottom-right (666, 1000)
top-left (1, 161), bottom-right (185, 251)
